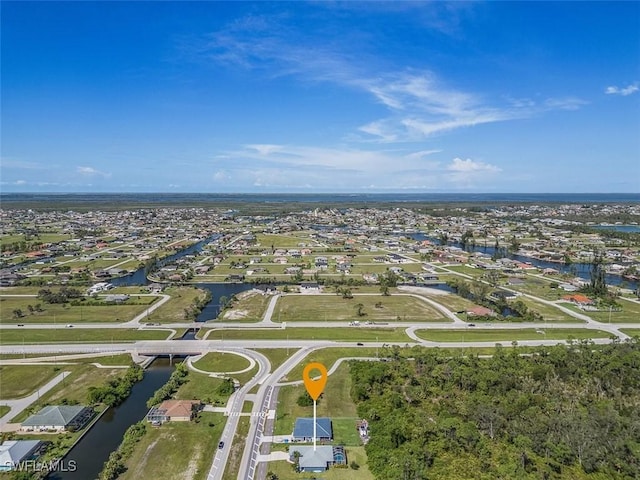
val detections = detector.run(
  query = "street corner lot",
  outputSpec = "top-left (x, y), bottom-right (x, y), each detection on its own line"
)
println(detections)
top-left (273, 294), bottom-right (447, 322)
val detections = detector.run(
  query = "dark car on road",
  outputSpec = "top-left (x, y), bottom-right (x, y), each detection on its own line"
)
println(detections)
top-left (218, 441), bottom-right (224, 449)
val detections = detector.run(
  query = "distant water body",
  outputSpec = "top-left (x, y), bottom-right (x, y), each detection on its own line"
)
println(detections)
top-left (1, 192), bottom-right (639, 206)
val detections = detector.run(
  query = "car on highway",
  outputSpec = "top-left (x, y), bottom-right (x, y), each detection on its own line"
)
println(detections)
top-left (17, 324), bottom-right (24, 327)
top-left (66, 324), bottom-right (74, 328)
top-left (356, 342), bottom-right (364, 346)
top-left (467, 323), bottom-right (476, 327)
top-left (218, 441), bottom-right (224, 449)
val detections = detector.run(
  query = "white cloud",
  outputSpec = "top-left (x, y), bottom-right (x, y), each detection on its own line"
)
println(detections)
top-left (77, 166), bottom-right (111, 178)
top-left (543, 97), bottom-right (589, 111)
top-left (15, 180), bottom-right (27, 185)
top-left (605, 83), bottom-right (639, 96)
top-left (448, 158), bottom-right (501, 173)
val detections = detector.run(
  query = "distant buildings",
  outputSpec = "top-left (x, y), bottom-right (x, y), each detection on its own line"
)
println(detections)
top-left (0, 440), bottom-right (44, 471)
top-left (146, 400), bottom-right (201, 425)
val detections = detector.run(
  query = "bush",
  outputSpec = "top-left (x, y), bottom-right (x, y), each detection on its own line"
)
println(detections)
top-left (350, 460), bottom-right (360, 470)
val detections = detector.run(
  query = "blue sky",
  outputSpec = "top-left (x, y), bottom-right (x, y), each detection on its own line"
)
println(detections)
top-left (2, 1), bottom-right (639, 193)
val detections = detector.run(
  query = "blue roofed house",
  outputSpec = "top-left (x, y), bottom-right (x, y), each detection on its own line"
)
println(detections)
top-left (292, 417), bottom-right (333, 442)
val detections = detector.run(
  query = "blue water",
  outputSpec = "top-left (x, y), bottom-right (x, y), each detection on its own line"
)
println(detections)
top-left (593, 225), bottom-right (640, 233)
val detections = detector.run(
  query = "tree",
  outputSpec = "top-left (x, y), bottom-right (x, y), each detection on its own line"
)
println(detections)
top-left (379, 284), bottom-right (390, 296)
top-left (461, 230), bottom-right (474, 250)
top-left (355, 303), bottom-right (365, 317)
top-left (12, 308), bottom-right (23, 319)
top-left (588, 250), bottom-right (608, 297)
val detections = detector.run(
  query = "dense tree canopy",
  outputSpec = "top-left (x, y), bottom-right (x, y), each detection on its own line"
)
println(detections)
top-left (350, 340), bottom-right (640, 479)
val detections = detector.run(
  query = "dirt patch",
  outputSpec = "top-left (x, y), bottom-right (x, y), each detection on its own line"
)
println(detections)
top-left (236, 290), bottom-right (258, 300)
top-left (183, 445), bottom-right (201, 480)
top-left (223, 309), bottom-right (248, 320)
top-left (398, 285), bottom-right (450, 296)
top-left (136, 438), bottom-right (159, 474)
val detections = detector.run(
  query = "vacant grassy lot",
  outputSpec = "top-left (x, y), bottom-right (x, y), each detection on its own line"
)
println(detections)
top-left (150, 286), bottom-right (210, 323)
top-left (119, 411), bottom-right (225, 480)
top-left (283, 347), bottom-right (382, 382)
top-left (0, 364), bottom-right (67, 398)
top-left (255, 233), bottom-right (318, 248)
top-left (9, 363), bottom-right (128, 422)
top-left (0, 328), bottom-right (171, 344)
top-left (414, 328), bottom-right (613, 343)
top-left (561, 301), bottom-right (640, 323)
top-left (412, 291), bottom-right (477, 312)
top-left (176, 372), bottom-right (231, 406)
top-left (220, 290), bottom-right (270, 322)
top-left (193, 352), bottom-right (252, 373)
top-left (275, 364), bottom-right (362, 446)
top-left (0, 296), bottom-right (154, 324)
top-left (265, 446), bottom-right (374, 480)
top-left (274, 294), bottom-right (446, 322)
top-left (204, 327), bottom-right (410, 342)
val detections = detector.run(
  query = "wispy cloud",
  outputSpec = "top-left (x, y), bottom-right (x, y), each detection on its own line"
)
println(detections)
top-left (213, 144), bottom-right (502, 190)
top-left (77, 166), bottom-right (111, 178)
top-left (605, 83), bottom-right (639, 96)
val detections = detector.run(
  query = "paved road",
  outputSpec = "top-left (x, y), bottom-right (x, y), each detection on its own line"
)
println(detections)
top-left (206, 349), bottom-right (271, 480)
top-left (0, 371), bottom-right (71, 430)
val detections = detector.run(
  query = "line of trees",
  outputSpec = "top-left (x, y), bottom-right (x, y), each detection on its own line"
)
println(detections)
top-left (87, 364), bottom-right (144, 407)
top-left (146, 362), bottom-right (189, 407)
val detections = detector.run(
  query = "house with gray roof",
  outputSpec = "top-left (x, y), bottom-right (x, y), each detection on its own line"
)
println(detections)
top-left (292, 417), bottom-right (333, 442)
top-left (0, 440), bottom-right (43, 471)
top-left (21, 405), bottom-right (93, 432)
top-left (289, 445), bottom-right (347, 472)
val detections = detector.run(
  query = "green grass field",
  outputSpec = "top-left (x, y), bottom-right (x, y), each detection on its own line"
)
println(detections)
top-left (0, 364), bottom-right (68, 398)
top-left (193, 352), bottom-right (252, 373)
top-left (414, 328), bottom-right (614, 343)
top-left (283, 347), bottom-right (382, 382)
top-left (119, 412), bottom-right (225, 480)
top-left (0, 295), bottom-right (154, 324)
top-left (621, 329), bottom-right (640, 337)
top-left (204, 327), bottom-right (410, 342)
top-left (273, 294), bottom-right (446, 322)
top-left (0, 328), bottom-right (171, 344)
top-left (254, 348), bottom-right (300, 372)
top-left (176, 371), bottom-right (231, 406)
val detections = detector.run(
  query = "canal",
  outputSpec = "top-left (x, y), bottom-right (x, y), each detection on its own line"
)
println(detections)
top-left (47, 360), bottom-right (174, 480)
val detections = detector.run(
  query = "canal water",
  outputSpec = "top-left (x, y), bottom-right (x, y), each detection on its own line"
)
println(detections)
top-left (47, 360), bottom-right (174, 480)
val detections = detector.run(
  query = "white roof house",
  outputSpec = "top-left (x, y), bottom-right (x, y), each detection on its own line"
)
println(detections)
top-left (0, 440), bottom-right (42, 471)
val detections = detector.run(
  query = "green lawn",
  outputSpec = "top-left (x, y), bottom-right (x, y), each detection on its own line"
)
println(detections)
top-left (0, 328), bottom-right (171, 344)
top-left (409, 291), bottom-right (477, 313)
top-left (265, 446), bottom-right (374, 480)
top-left (621, 329), bottom-right (640, 338)
top-left (255, 233), bottom-right (317, 248)
top-left (0, 405), bottom-right (9, 418)
top-left (283, 347), bottom-right (382, 384)
top-left (193, 352), bottom-right (252, 373)
top-left (275, 364), bottom-right (362, 447)
top-left (274, 294), bottom-right (446, 322)
top-left (204, 327), bottom-right (410, 342)
top-left (0, 296), bottom-right (154, 324)
top-left (119, 412), bottom-right (225, 480)
top-left (414, 328), bottom-right (614, 343)
top-left (0, 364), bottom-right (67, 398)
top-left (176, 371), bottom-right (231, 405)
